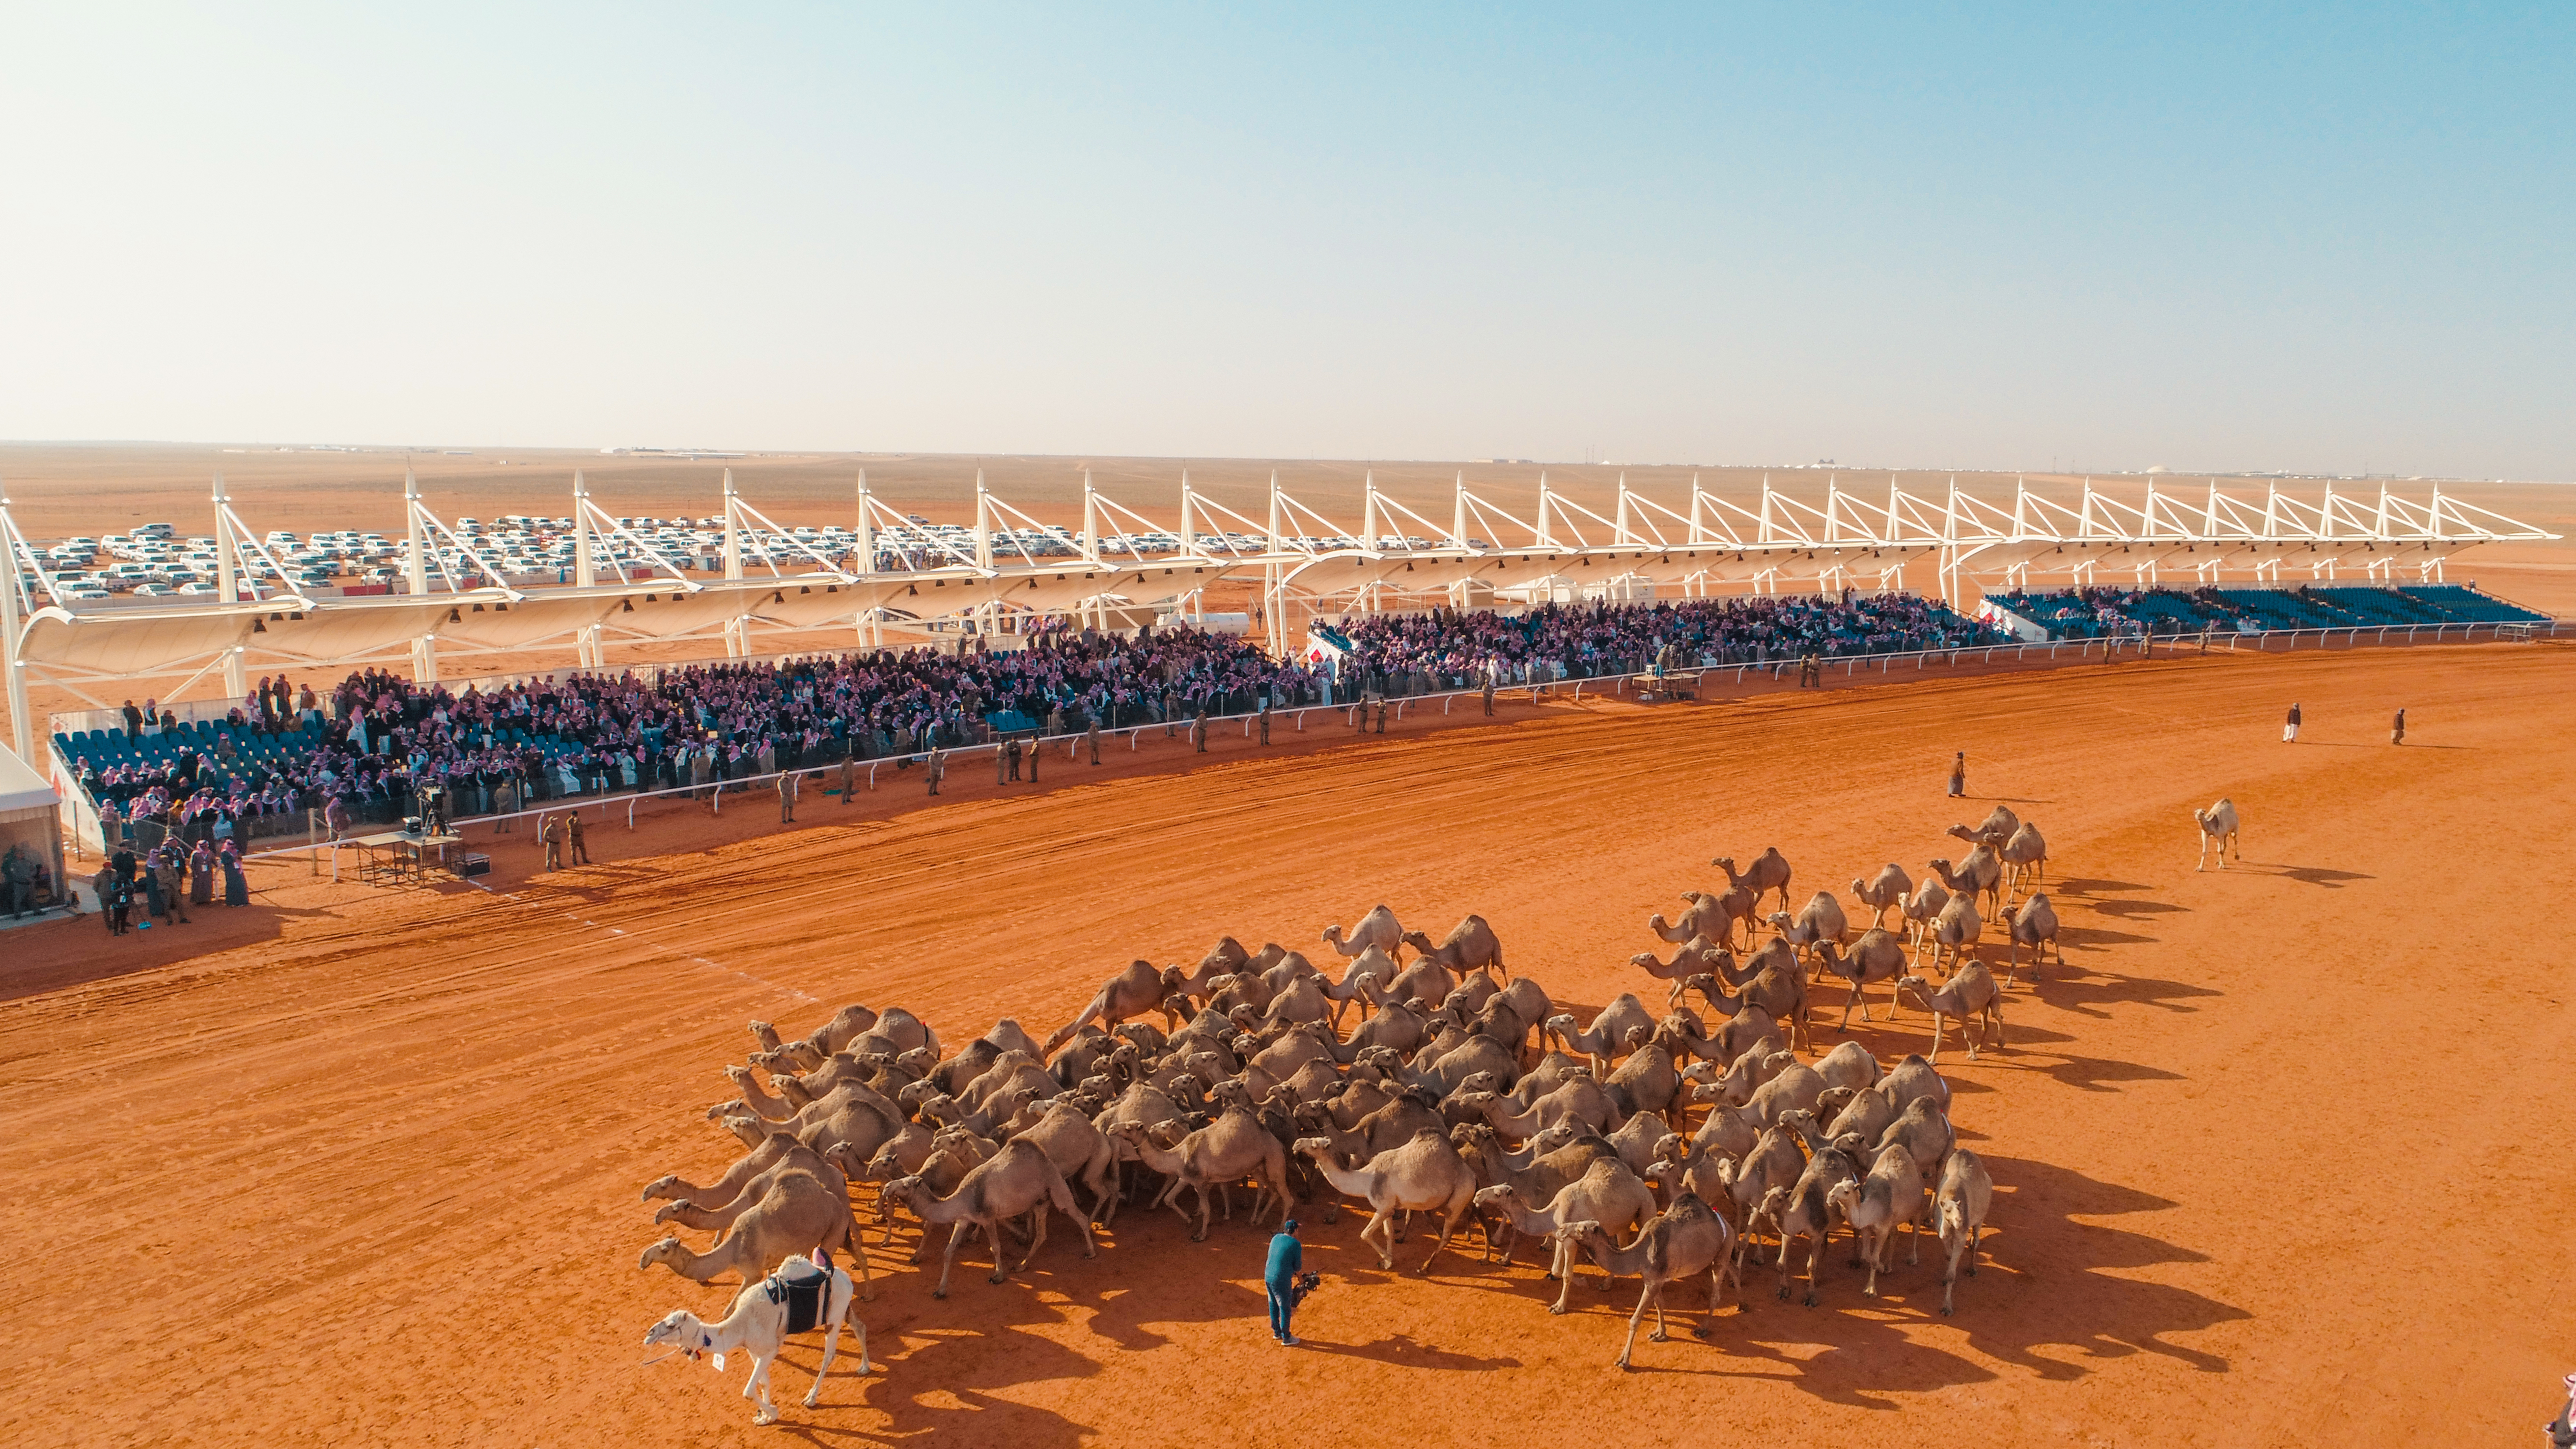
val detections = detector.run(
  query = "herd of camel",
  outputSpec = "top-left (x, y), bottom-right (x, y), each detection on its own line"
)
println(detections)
top-left (634, 799), bottom-right (2090, 1413)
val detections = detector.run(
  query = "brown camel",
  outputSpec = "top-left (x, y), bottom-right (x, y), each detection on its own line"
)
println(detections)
top-left (1475, 1158), bottom-right (1658, 1312)
top-left (1927, 847), bottom-right (2004, 920)
top-left (1401, 915), bottom-right (1505, 976)
top-left (1814, 926), bottom-right (1910, 1028)
top-left (1295, 1128), bottom-right (1479, 1274)
top-left (1712, 847), bottom-right (1794, 917)
top-left (1848, 863), bottom-right (1913, 930)
top-left (1045, 960), bottom-right (1187, 1054)
top-left (1322, 905), bottom-right (1404, 959)
top-left (1898, 964), bottom-right (2004, 1063)
top-left (638, 1168), bottom-right (856, 1285)
top-left (878, 1141), bottom-right (1096, 1297)
top-left (1649, 891), bottom-right (1755, 950)
top-left (1629, 935), bottom-right (1730, 987)
top-left (1560, 1192), bottom-right (1737, 1368)
top-left (1115, 1083), bottom-right (1292, 1240)
top-left (2006, 892), bottom-right (2060, 985)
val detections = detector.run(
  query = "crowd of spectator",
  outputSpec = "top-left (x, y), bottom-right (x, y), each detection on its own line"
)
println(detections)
top-left (1335, 593), bottom-right (2009, 693)
top-left (76, 622), bottom-right (1323, 838)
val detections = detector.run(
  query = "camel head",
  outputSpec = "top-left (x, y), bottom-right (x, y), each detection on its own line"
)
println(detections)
top-left (639, 1174), bottom-right (682, 1202)
top-left (1815, 1086), bottom-right (1857, 1120)
top-left (1205, 1077), bottom-right (1257, 1110)
top-left (1823, 1179), bottom-right (1860, 1216)
top-left (1470, 1183), bottom-right (1522, 1212)
top-left (1444, 1090), bottom-right (1499, 1124)
top-left (1454, 1070), bottom-right (1501, 1097)
top-left (642, 1309), bottom-right (709, 1351)
top-left (1710, 856), bottom-right (1737, 876)
top-left (1291, 1136), bottom-right (1340, 1162)
top-left (1554, 1218), bottom-right (1606, 1249)
top-left (918, 1092), bottom-right (963, 1125)
top-left (877, 1175), bottom-right (928, 1219)
top-left (1830, 1132), bottom-right (1870, 1160)
top-left (1319, 923), bottom-right (1344, 945)
top-left (1541, 1012), bottom-right (1578, 1035)
top-left (1641, 920), bottom-right (1671, 942)
top-left (895, 1045), bottom-right (940, 1074)
top-left (1529, 1121), bottom-right (1580, 1153)
top-left (717, 1114), bottom-right (767, 1149)
top-left (1650, 1132), bottom-right (1684, 1162)
top-left (1622, 1024), bottom-right (1652, 1051)
top-left (637, 1236), bottom-right (686, 1272)
top-left (650, 1199), bottom-right (694, 1227)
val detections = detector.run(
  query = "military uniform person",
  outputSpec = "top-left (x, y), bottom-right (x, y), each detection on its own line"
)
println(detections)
top-left (1086, 720), bottom-right (1101, 766)
top-left (1258, 702), bottom-right (1271, 745)
top-left (839, 751), bottom-right (856, 805)
top-left (1192, 710), bottom-right (1209, 752)
top-left (777, 770), bottom-right (797, 822)
top-left (568, 810), bottom-right (590, 864)
top-left (539, 814), bottom-right (561, 872)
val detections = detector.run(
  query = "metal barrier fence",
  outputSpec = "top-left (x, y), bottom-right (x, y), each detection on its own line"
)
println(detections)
top-left (230, 614), bottom-right (2558, 871)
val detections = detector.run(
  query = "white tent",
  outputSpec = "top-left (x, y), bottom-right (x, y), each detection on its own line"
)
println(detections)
top-left (0, 742), bottom-right (65, 918)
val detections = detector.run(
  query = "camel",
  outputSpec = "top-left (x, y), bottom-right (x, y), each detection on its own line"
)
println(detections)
top-left (1649, 891), bottom-right (1754, 950)
top-left (1165, 937), bottom-right (1254, 1003)
top-left (1295, 1128), bottom-right (1479, 1274)
top-left (1600, 1028), bottom-right (1685, 1127)
top-left (1815, 926), bottom-right (1910, 1029)
top-left (1046, 960), bottom-right (1187, 1053)
top-left (1848, 863), bottom-right (1913, 930)
top-left (643, 1255), bottom-right (868, 1425)
top-left (1630, 936), bottom-right (1730, 988)
top-left (1401, 915), bottom-right (1505, 977)
top-left (1963, 803), bottom-right (2020, 843)
top-left (1824, 1142), bottom-right (1929, 1296)
top-left (1560, 1193), bottom-right (1737, 1369)
top-left (1713, 1121), bottom-right (1809, 1233)
top-left (1713, 848), bottom-right (1794, 917)
top-left (1676, 946), bottom-right (1808, 1053)
top-left (1700, 1049), bottom-right (1825, 1129)
top-left (1322, 905), bottom-right (1404, 959)
top-left (1763, 1134), bottom-right (1864, 1307)
top-left (2194, 796), bottom-right (2241, 870)
top-left (1875, 1054), bottom-right (1951, 1117)
top-left (2006, 892), bottom-right (2060, 985)
top-left (1008, 1100), bottom-right (1121, 1224)
top-left (1767, 891), bottom-right (1849, 976)
top-left (1899, 874), bottom-right (1952, 957)
top-left (1291, 1092), bottom-right (1449, 1213)
top-left (1811, 1039), bottom-right (1883, 1093)
top-left (1448, 1077), bottom-right (1624, 1142)
top-left (1475, 1159), bottom-right (1658, 1312)
top-left (1450, 1124), bottom-right (1611, 1255)
top-left (651, 1147), bottom-right (870, 1302)
top-left (1359, 955), bottom-right (1460, 1013)
top-left (1115, 1085), bottom-right (1292, 1240)
top-left (1815, 1074), bottom-right (1892, 1137)
top-left (877, 1141), bottom-right (1096, 1297)
top-left (1542, 994), bottom-right (1659, 1072)
top-left (1927, 847), bottom-right (2004, 920)
top-left (1323, 944), bottom-right (1402, 1028)
top-left (1344, 985), bottom-right (1429, 1055)
top-left (1921, 893), bottom-right (1983, 976)
top-left (643, 1130), bottom-right (801, 1206)
top-left (1934, 1147), bottom-right (1993, 1315)
top-left (1874, 1094), bottom-right (1955, 1180)
top-left (1601, 1110), bottom-right (1674, 1178)
top-left (639, 1169), bottom-right (857, 1286)
top-left (1899, 964), bottom-right (2004, 1063)
top-left (1995, 822), bottom-right (2048, 900)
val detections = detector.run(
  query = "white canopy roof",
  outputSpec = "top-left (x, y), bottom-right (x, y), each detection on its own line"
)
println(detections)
top-left (0, 742), bottom-right (60, 813)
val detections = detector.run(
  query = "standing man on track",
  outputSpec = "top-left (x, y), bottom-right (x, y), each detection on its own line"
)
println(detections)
top-left (777, 769), bottom-right (797, 823)
top-left (2283, 701), bottom-right (2301, 744)
top-left (1193, 709), bottom-right (1209, 753)
top-left (2390, 706), bottom-right (2407, 746)
top-left (567, 809), bottom-right (590, 865)
top-left (1947, 751), bottom-right (1966, 799)
top-left (1265, 1219), bottom-right (1304, 1346)
top-left (926, 747), bottom-right (946, 796)
top-left (1086, 718), bottom-right (1101, 766)
top-left (1258, 701), bottom-right (1271, 745)
top-left (538, 813), bottom-right (560, 872)
top-left (840, 749), bottom-right (856, 805)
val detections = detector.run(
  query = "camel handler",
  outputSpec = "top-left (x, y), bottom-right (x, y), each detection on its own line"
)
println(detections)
top-left (839, 749), bottom-right (856, 804)
top-left (1025, 731), bottom-right (1040, 783)
top-left (1482, 671), bottom-right (1495, 716)
top-left (538, 812), bottom-right (561, 872)
top-left (1192, 709), bottom-right (1209, 753)
top-left (926, 747), bottom-right (945, 797)
top-left (777, 769), bottom-right (797, 823)
top-left (1265, 1218), bottom-right (1305, 1346)
top-left (2283, 701), bottom-right (2301, 744)
top-left (1085, 718), bottom-right (1101, 766)
top-left (2390, 706), bottom-right (2406, 746)
top-left (1258, 701), bottom-right (1271, 745)
top-left (1947, 752), bottom-right (1965, 799)
top-left (567, 809), bottom-right (590, 865)
top-left (1373, 697), bottom-right (1388, 735)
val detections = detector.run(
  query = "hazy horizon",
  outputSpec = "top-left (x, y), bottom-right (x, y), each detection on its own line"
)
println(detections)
top-left (4, 7), bottom-right (2569, 479)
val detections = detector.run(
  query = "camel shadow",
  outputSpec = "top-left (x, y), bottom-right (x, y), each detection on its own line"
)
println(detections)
top-left (2053, 877), bottom-right (2152, 895)
top-left (2029, 971), bottom-right (2221, 1019)
top-left (2243, 863), bottom-right (2372, 889)
top-left (1298, 1333), bottom-right (1522, 1370)
top-left (2086, 897), bottom-right (2188, 920)
top-left (1946, 1157), bottom-right (2244, 1376)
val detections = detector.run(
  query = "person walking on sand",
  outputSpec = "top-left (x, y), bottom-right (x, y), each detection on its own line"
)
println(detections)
top-left (1265, 1219), bottom-right (1304, 1346)
top-left (567, 809), bottom-right (590, 864)
top-left (2390, 707), bottom-right (2406, 746)
top-left (1947, 751), bottom-right (1966, 798)
top-left (2283, 701), bottom-right (2301, 744)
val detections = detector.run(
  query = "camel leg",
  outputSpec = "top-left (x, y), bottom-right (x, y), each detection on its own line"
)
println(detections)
top-left (933, 1220), bottom-right (974, 1297)
top-left (1617, 1281), bottom-right (1651, 1369)
top-left (807, 1300), bottom-right (840, 1408)
top-left (1839, 978), bottom-right (1863, 1032)
top-left (1021, 1205), bottom-right (1051, 1271)
top-left (1862, 1229), bottom-right (1881, 1296)
top-left (1698, 1265), bottom-right (1722, 1336)
top-left (1416, 1198), bottom-right (1466, 1275)
top-left (1364, 1209), bottom-right (1396, 1270)
top-left (1925, 1012), bottom-right (1948, 1066)
top-left (1803, 1229), bottom-right (1827, 1307)
top-left (982, 1218), bottom-right (1011, 1283)
top-left (1549, 1235), bottom-right (1576, 1313)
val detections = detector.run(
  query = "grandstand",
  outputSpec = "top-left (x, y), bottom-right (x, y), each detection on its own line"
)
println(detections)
top-left (1986, 582), bottom-right (2551, 641)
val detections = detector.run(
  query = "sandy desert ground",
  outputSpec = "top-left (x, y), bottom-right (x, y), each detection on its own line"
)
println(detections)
top-left (3, 638), bottom-right (2571, 1448)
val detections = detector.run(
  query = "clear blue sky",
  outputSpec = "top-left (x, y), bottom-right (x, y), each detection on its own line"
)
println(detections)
top-left (2, 3), bottom-right (2567, 477)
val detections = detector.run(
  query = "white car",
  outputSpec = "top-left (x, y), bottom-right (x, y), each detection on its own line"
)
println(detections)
top-left (132, 583), bottom-right (176, 597)
top-left (177, 582), bottom-right (218, 595)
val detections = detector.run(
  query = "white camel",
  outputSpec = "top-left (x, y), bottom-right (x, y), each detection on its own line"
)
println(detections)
top-left (2193, 797), bottom-right (2241, 871)
top-left (643, 1254), bottom-right (869, 1426)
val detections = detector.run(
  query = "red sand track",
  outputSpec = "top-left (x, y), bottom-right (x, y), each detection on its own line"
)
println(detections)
top-left (3, 642), bottom-right (2572, 1448)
